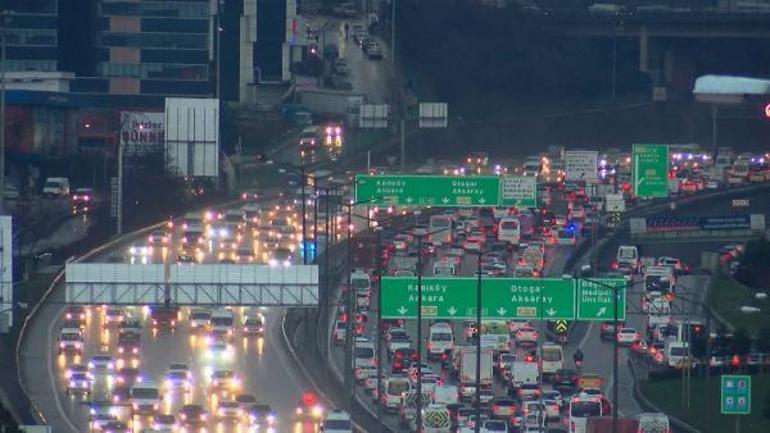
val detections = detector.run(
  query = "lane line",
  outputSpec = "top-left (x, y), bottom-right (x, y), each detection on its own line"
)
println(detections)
top-left (46, 304), bottom-right (80, 433)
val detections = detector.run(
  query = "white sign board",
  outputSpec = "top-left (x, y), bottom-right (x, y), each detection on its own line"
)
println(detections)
top-left (605, 193), bottom-right (626, 212)
top-left (419, 102), bottom-right (448, 128)
top-left (500, 176), bottom-right (537, 207)
top-left (165, 98), bottom-right (220, 177)
top-left (120, 111), bottom-right (164, 156)
top-left (565, 150), bottom-right (599, 182)
top-left (359, 104), bottom-right (389, 128)
top-left (0, 216), bottom-right (11, 332)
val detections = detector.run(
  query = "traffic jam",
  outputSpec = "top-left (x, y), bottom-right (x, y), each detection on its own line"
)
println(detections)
top-left (54, 191), bottom-right (354, 433)
top-left (333, 146), bottom-right (770, 433)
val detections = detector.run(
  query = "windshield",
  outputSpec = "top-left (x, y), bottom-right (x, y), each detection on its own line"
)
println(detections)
top-left (542, 349), bottom-right (562, 361)
top-left (45, 180), bottom-right (61, 187)
top-left (501, 220), bottom-right (518, 229)
top-left (570, 401), bottom-right (601, 417)
top-left (61, 333), bottom-right (80, 341)
top-left (132, 388), bottom-right (159, 399)
top-left (430, 217), bottom-right (451, 228)
top-left (355, 347), bottom-right (374, 358)
top-left (324, 420), bottom-right (351, 430)
top-left (351, 278), bottom-right (369, 289)
top-left (211, 316), bottom-right (233, 327)
top-left (670, 347), bottom-right (688, 357)
top-left (191, 312), bottom-right (211, 320)
top-left (618, 248), bottom-right (636, 259)
top-left (431, 332), bottom-right (452, 342)
top-left (387, 381), bottom-right (410, 395)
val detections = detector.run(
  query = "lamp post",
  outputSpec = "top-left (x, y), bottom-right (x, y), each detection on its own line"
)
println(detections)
top-left (473, 246), bottom-right (483, 433)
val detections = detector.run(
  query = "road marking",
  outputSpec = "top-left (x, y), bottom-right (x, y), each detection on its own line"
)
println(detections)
top-left (577, 321), bottom-right (594, 350)
top-left (46, 304), bottom-right (81, 433)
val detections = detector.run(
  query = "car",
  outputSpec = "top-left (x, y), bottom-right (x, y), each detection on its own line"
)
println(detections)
top-left (111, 386), bottom-right (131, 404)
top-left (115, 367), bottom-right (140, 387)
top-left (515, 327), bottom-right (538, 345)
top-left (551, 369), bottom-right (578, 391)
top-left (152, 414), bottom-right (176, 431)
top-left (210, 370), bottom-right (240, 392)
top-left (490, 398), bottom-right (517, 419)
top-left (616, 327), bottom-right (640, 345)
top-left (64, 306), bottom-right (87, 323)
top-left (101, 421), bottom-right (130, 433)
top-left (321, 409), bottom-right (353, 433)
top-left (89, 354), bottom-right (115, 371)
top-left (599, 321), bottom-right (624, 340)
top-left (333, 320), bottom-right (346, 344)
top-left (67, 372), bottom-right (91, 394)
top-left (104, 307), bottom-right (125, 326)
top-left (248, 403), bottom-right (277, 427)
top-left (542, 398), bottom-right (561, 420)
top-left (89, 410), bottom-right (118, 431)
top-left (148, 230), bottom-right (170, 245)
top-left (516, 383), bottom-right (541, 399)
top-left (295, 392), bottom-right (324, 419)
top-left (150, 305), bottom-right (179, 329)
top-left (482, 419), bottom-right (509, 433)
top-left (367, 43), bottom-right (384, 59)
top-left (216, 400), bottom-right (242, 419)
top-left (243, 315), bottom-right (265, 335)
top-left (241, 189), bottom-right (261, 201)
top-left (164, 369), bottom-right (192, 391)
top-left (177, 404), bottom-right (208, 426)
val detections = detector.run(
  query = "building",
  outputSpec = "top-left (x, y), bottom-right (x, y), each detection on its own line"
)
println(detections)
top-left (71, 0), bottom-right (213, 97)
top-left (238, 0), bottom-right (300, 102)
top-left (2, 0), bottom-right (59, 73)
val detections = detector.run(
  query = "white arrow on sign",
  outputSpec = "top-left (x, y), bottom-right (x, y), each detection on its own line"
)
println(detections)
top-left (478, 198), bottom-right (486, 204)
top-left (447, 306), bottom-right (458, 316)
top-left (545, 308), bottom-right (557, 317)
top-left (397, 306), bottom-right (408, 315)
top-left (596, 306), bottom-right (607, 317)
top-left (442, 197), bottom-right (450, 204)
top-left (496, 307), bottom-right (507, 316)
top-left (405, 197), bottom-right (414, 204)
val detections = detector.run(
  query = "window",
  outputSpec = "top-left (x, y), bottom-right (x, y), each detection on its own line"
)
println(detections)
top-left (141, 18), bottom-right (208, 33)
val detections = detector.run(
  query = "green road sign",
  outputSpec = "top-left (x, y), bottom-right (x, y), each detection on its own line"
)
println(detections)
top-left (576, 278), bottom-right (626, 321)
top-left (721, 375), bottom-right (751, 415)
top-left (355, 175), bottom-right (500, 207)
top-left (632, 144), bottom-right (669, 198)
top-left (381, 277), bottom-right (575, 320)
top-left (500, 176), bottom-right (537, 208)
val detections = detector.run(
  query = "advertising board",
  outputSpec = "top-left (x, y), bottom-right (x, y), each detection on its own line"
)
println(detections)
top-left (165, 98), bottom-right (220, 178)
top-left (120, 111), bottom-right (164, 156)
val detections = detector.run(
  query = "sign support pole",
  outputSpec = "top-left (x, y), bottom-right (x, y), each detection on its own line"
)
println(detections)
top-left (415, 234), bottom-right (424, 433)
top-left (474, 247), bottom-right (482, 433)
top-left (612, 283), bottom-right (619, 433)
top-left (375, 226), bottom-right (384, 432)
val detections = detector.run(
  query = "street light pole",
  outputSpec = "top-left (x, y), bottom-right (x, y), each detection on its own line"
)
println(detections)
top-left (415, 233), bottom-right (424, 433)
top-left (343, 201), bottom-right (354, 408)
top-left (612, 281), bottom-right (619, 433)
top-left (474, 247), bottom-right (482, 433)
top-left (374, 225), bottom-right (384, 430)
top-left (301, 165), bottom-right (307, 265)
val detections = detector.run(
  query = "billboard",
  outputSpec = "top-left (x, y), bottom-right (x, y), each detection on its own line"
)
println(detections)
top-left (0, 216), bottom-right (12, 332)
top-left (120, 111), bottom-right (164, 156)
top-left (165, 98), bottom-right (220, 177)
top-left (564, 150), bottom-right (599, 182)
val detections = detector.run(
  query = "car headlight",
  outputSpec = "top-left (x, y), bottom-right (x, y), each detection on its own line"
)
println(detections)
top-left (311, 405), bottom-right (323, 418)
top-left (295, 407), bottom-right (303, 415)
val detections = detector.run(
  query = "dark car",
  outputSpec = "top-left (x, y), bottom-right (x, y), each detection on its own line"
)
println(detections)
top-left (151, 306), bottom-right (180, 329)
top-left (551, 369), bottom-right (578, 391)
top-left (177, 404), bottom-right (208, 426)
top-left (392, 348), bottom-right (419, 374)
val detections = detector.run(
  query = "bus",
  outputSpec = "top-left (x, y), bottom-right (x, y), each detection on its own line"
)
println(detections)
top-left (428, 214), bottom-right (453, 245)
top-left (569, 395), bottom-right (603, 433)
top-left (498, 217), bottom-right (521, 245)
top-left (540, 343), bottom-right (563, 375)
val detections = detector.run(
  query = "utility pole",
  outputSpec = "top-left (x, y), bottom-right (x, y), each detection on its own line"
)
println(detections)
top-left (474, 247), bottom-right (482, 433)
top-left (343, 201), bottom-right (354, 407)
top-left (415, 233), bottom-right (424, 433)
top-left (374, 225), bottom-right (384, 430)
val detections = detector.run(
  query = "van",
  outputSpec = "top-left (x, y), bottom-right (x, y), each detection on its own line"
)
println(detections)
top-left (498, 217), bottom-right (521, 245)
top-left (432, 261), bottom-right (456, 276)
top-left (350, 272), bottom-right (371, 293)
top-left (664, 340), bottom-right (690, 368)
top-left (616, 245), bottom-right (639, 271)
top-left (428, 323), bottom-right (454, 361)
top-left (647, 297), bottom-right (671, 329)
top-left (58, 327), bottom-right (84, 354)
top-left (43, 177), bottom-right (70, 197)
top-left (210, 309), bottom-right (235, 337)
top-left (353, 340), bottom-right (376, 381)
top-left (540, 344), bottom-right (563, 375)
top-left (131, 382), bottom-right (161, 414)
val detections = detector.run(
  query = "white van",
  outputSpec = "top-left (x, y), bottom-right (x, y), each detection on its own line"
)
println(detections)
top-left (428, 215), bottom-right (453, 245)
top-left (43, 177), bottom-right (70, 197)
top-left (498, 217), bottom-right (521, 245)
top-left (350, 272), bottom-right (371, 293)
top-left (665, 340), bottom-right (690, 368)
top-left (432, 261), bottom-right (456, 276)
top-left (57, 327), bottom-right (84, 354)
top-left (647, 297), bottom-right (671, 328)
top-left (210, 309), bottom-right (235, 337)
top-left (428, 323), bottom-right (454, 361)
top-left (540, 344), bottom-right (563, 375)
top-left (131, 382), bottom-right (161, 415)
top-left (353, 340), bottom-right (376, 381)
top-left (616, 245), bottom-right (639, 271)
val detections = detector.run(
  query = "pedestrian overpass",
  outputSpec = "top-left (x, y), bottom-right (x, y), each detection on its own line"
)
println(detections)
top-left (65, 263), bottom-right (319, 306)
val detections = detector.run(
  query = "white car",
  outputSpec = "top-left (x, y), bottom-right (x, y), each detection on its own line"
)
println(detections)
top-left (482, 419), bottom-right (509, 433)
top-left (321, 410), bottom-right (353, 433)
top-left (89, 354), bottom-right (115, 371)
top-left (515, 327), bottom-right (538, 345)
top-left (333, 321), bottom-right (346, 345)
top-left (616, 327), bottom-right (640, 345)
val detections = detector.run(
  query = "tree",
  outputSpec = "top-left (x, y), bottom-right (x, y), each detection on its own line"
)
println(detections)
top-left (732, 328), bottom-right (752, 356)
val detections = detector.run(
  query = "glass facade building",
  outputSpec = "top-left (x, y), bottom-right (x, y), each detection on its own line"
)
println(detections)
top-left (1, 0), bottom-right (59, 72)
top-left (93, 0), bottom-right (212, 96)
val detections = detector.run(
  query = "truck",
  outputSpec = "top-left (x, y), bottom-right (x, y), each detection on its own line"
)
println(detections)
top-left (295, 89), bottom-right (365, 125)
top-left (456, 347), bottom-right (493, 401)
top-left (509, 361), bottom-right (539, 388)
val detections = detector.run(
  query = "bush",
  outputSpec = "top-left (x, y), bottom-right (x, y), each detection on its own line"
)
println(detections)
top-left (735, 239), bottom-right (770, 288)
top-left (758, 326), bottom-right (770, 353)
top-left (733, 328), bottom-right (752, 356)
